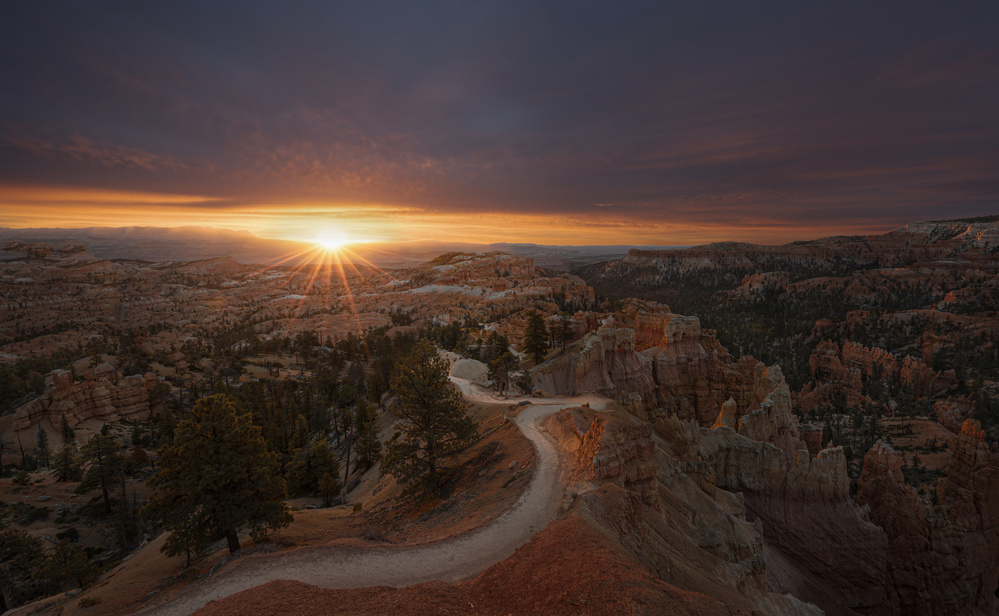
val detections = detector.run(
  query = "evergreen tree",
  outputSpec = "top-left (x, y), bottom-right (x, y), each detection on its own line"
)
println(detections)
top-left (40, 539), bottom-right (98, 590)
top-left (554, 313), bottom-right (574, 352)
top-left (143, 394), bottom-right (291, 556)
top-left (59, 414), bottom-right (75, 445)
top-left (52, 444), bottom-right (82, 482)
top-left (286, 439), bottom-right (340, 496)
top-left (318, 472), bottom-right (342, 507)
top-left (0, 529), bottom-right (48, 610)
top-left (290, 414), bottom-right (310, 451)
top-left (488, 351), bottom-right (518, 396)
top-left (34, 425), bottom-right (51, 468)
top-left (382, 340), bottom-right (478, 496)
top-left (523, 310), bottom-right (549, 365)
top-left (129, 445), bottom-right (151, 471)
top-left (354, 402), bottom-right (381, 470)
top-left (78, 433), bottom-right (124, 512)
top-left (367, 355), bottom-right (394, 404)
top-left (156, 407), bottom-right (177, 446)
top-left (485, 331), bottom-right (510, 364)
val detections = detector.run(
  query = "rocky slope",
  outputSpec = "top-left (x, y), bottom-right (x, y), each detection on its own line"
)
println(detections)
top-left (854, 420), bottom-right (999, 615)
top-left (533, 301), bottom-right (999, 615)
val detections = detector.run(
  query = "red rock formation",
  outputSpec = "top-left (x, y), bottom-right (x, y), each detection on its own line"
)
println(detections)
top-left (547, 408), bottom-right (657, 503)
top-left (800, 339), bottom-right (957, 416)
top-left (854, 425), bottom-right (999, 616)
top-left (709, 398), bottom-right (737, 429)
top-left (934, 398), bottom-right (973, 433)
top-left (531, 326), bottom-right (656, 404)
top-left (655, 411), bottom-right (887, 614)
top-left (545, 407), bottom-right (822, 615)
top-left (798, 423), bottom-right (824, 456)
top-left (10, 367), bottom-right (158, 431)
top-left (533, 311), bottom-right (791, 428)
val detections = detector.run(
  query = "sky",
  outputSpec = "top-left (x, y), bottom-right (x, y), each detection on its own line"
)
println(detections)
top-left (1, 1), bottom-right (997, 246)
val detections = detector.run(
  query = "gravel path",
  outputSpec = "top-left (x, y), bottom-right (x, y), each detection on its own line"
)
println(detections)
top-left (138, 380), bottom-right (601, 616)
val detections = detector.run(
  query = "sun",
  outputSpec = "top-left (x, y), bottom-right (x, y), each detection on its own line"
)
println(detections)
top-left (314, 229), bottom-right (349, 251)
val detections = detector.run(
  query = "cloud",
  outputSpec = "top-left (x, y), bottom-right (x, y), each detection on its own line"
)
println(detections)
top-left (0, 1), bottom-right (997, 243)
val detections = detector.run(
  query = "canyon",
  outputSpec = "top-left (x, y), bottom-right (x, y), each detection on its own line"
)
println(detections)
top-left (1, 218), bottom-right (998, 615)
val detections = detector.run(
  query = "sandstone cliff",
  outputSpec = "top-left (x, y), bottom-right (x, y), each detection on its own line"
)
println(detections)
top-left (10, 366), bottom-right (157, 432)
top-left (543, 301), bottom-right (999, 615)
top-left (532, 310), bottom-right (786, 429)
top-left (546, 406), bottom-right (822, 616)
top-left (531, 325), bottom-right (655, 403)
top-left (854, 424), bottom-right (999, 616)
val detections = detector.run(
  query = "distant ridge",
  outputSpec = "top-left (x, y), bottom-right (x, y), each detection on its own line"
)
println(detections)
top-left (0, 226), bottom-right (683, 271)
top-left (928, 214), bottom-right (999, 224)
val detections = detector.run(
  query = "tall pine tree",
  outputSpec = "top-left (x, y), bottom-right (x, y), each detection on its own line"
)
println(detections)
top-left (34, 425), bottom-right (51, 468)
top-left (523, 309), bottom-right (549, 365)
top-left (382, 340), bottom-right (477, 496)
top-left (59, 414), bottom-right (75, 445)
top-left (143, 394), bottom-right (291, 556)
top-left (78, 433), bottom-right (123, 512)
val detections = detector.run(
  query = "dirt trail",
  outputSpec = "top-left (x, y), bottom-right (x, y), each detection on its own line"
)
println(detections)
top-left (138, 379), bottom-right (605, 616)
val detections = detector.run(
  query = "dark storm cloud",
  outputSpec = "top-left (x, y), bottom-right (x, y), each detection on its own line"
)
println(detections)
top-left (1, 0), bottom-right (997, 230)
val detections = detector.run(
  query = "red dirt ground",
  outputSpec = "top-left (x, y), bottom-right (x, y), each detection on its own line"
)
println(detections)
top-left (193, 510), bottom-right (734, 616)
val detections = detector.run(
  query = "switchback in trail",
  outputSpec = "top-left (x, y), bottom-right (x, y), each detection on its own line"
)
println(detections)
top-left (139, 379), bottom-right (610, 616)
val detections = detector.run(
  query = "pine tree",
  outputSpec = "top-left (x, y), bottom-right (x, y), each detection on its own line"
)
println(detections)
top-left (143, 394), bottom-right (291, 556)
top-left (554, 313), bottom-right (574, 351)
top-left (290, 414), bottom-right (310, 451)
top-left (0, 529), bottom-right (48, 609)
top-left (34, 425), bottom-right (51, 468)
top-left (287, 439), bottom-right (340, 496)
top-left (354, 401), bottom-right (381, 470)
top-left (523, 309), bottom-right (549, 365)
top-left (488, 351), bottom-right (518, 396)
top-left (59, 414), bottom-right (75, 445)
top-left (41, 539), bottom-right (98, 590)
top-left (78, 433), bottom-right (123, 512)
top-left (156, 407), bottom-right (177, 446)
top-left (382, 339), bottom-right (478, 496)
top-left (52, 444), bottom-right (82, 482)
top-left (318, 472), bottom-right (342, 507)
top-left (491, 331), bottom-right (510, 356)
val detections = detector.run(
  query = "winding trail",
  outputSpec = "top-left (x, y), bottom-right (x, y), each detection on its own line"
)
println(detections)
top-left (139, 379), bottom-right (605, 616)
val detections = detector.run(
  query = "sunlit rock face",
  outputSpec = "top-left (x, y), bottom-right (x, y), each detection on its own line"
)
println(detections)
top-left (545, 406), bottom-right (823, 616)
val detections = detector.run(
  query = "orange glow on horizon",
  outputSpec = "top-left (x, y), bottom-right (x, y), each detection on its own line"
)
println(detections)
top-left (0, 184), bottom-right (903, 247)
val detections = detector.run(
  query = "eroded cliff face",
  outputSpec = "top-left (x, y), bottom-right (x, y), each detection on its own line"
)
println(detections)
top-left (655, 410), bottom-right (890, 614)
top-left (546, 406), bottom-right (822, 616)
top-left (541, 305), bottom-right (999, 615)
top-left (532, 310), bottom-right (781, 428)
top-left (853, 425), bottom-right (999, 616)
top-left (801, 340), bottom-right (957, 415)
top-left (531, 325), bottom-right (656, 403)
top-left (10, 365), bottom-right (156, 432)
